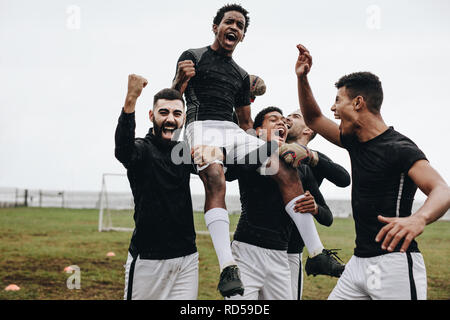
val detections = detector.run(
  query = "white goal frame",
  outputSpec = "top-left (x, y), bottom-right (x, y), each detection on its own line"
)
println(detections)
top-left (98, 173), bottom-right (235, 235)
top-left (98, 173), bottom-right (134, 232)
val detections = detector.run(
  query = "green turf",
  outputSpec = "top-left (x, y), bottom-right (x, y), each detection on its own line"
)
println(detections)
top-left (0, 207), bottom-right (448, 300)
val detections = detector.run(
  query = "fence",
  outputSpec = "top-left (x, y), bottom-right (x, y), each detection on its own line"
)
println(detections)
top-left (0, 187), bottom-right (449, 220)
top-left (0, 188), bottom-right (100, 209)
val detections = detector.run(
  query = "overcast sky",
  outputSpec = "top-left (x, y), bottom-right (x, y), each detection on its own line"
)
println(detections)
top-left (1, 0), bottom-right (449, 200)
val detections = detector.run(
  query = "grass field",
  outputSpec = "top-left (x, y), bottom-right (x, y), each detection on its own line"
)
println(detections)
top-left (0, 207), bottom-right (448, 300)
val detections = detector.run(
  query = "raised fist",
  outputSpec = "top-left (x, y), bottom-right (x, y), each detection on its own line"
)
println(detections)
top-left (173, 60), bottom-right (196, 94)
top-left (127, 74), bottom-right (148, 98)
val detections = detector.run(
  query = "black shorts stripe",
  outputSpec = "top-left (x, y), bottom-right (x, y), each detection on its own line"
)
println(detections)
top-left (406, 252), bottom-right (417, 300)
top-left (297, 256), bottom-right (302, 300)
top-left (126, 256), bottom-right (138, 300)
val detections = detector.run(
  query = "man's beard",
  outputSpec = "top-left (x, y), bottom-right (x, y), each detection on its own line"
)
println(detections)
top-left (286, 128), bottom-right (300, 141)
top-left (152, 120), bottom-right (181, 143)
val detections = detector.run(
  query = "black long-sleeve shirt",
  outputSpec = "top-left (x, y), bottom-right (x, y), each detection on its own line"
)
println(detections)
top-left (115, 110), bottom-right (197, 259)
top-left (312, 151), bottom-right (351, 188)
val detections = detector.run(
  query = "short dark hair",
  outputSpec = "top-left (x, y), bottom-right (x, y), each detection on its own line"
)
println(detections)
top-left (253, 106), bottom-right (283, 130)
top-left (335, 72), bottom-right (383, 114)
top-left (213, 4), bottom-right (250, 34)
top-left (153, 88), bottom-right (185, 107)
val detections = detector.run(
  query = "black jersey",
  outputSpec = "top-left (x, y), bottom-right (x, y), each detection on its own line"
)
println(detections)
top-left (115, 110), bottom-right (197, 259)
top-left (341, 127), bottom-right (427, 257)
top-left (287, 165), bottom-right (334, 254)
top-left (226, 167), bottom-right (293, 251)
top-left (175, 46), bottom-right (250, 125)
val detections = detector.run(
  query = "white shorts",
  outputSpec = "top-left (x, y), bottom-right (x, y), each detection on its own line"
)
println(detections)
top-left (226, 241), bottom-right (293, 300)
top-left (288, 252), bottom-right (304, 300)
top-left (124, 252), bottom-right (199, 300)
top-left (185, 120), bottom-right (266, 170)
top-left (328, 252), bottom-right (427, 300)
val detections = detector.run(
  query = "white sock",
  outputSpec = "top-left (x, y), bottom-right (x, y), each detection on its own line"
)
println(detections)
top-left (204, 208), bottom-right (235, 271)
top-left (285, 195), bottom-right (324, 257)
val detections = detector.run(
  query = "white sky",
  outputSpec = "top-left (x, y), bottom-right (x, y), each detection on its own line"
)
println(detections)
top-left (0, 0), bottom-right (449, 200)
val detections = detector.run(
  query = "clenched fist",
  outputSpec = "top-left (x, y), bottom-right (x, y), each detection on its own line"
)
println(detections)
top-left (127, 74), bottom-right (148, 99)
top-left (173, 60), bottom-right (196, 94)
top-left (123, 74), bottom-right (148, 113)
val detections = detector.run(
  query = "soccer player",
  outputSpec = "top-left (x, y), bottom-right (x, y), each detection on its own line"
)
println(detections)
top-left (285, 109), bottom-right (351, 300)
top-left (115, 74), bottom-right (221, 300)
top-left (171, 4), bottom-right (324, 298)
top-left (295, 44), bottom-right (450, 299)
top-left (172, 4), bottom-right (257, 297)
top-left (225, 107), bottom-right (344, 300)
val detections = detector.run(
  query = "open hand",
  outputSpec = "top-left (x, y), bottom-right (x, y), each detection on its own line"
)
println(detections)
top-left (375, 214), bottom-right (426, 253)
top-left (295, 44), bottom-right (313, 78)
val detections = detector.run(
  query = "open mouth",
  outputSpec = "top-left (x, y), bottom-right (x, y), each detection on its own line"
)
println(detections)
top-left (225, 32), bottom-right (237, 42)
top-left (162, 125), bottom-right (177, 135)
top-left (276, 127), bottom-right (287, 140)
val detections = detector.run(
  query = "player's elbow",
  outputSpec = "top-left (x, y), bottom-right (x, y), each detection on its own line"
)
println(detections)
top-left (318, 208), bottom-right (333, 227)
top-left (114, 147), bottom-right (130, 167)
top-left (322, 216), bottom-right (333, 227)
top-left (440, 184), bottom-right (450, 210)
top-left (337, 173), bottom-right (351, 188)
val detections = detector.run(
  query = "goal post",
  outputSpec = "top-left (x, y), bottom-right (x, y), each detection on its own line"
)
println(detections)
top-left (98, 173), bottom-right (134, 232)
top-left (97, 172), bottom-right (240, 234)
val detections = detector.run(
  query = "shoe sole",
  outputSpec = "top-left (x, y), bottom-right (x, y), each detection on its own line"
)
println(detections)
top-left (220, 287), bottom-right (244, 298)
top-left (306, 270), bottom-right (342, 278)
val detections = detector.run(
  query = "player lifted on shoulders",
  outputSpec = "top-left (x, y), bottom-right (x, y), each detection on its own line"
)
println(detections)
top-left (172, 4), bottom-right (342, 298)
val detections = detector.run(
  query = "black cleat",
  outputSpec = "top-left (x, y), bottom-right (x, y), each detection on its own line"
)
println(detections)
top-left (305, 249), bottom-right (345, 278)
top-left (217, 265), bottom-right (244, 298)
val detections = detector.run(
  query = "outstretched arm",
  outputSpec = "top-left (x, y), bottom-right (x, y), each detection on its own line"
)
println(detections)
top-left (295, 44), bottom-right (342, 147)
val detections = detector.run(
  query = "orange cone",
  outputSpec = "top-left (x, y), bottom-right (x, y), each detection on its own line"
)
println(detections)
top-left (64, 266), bottom-right (74, 272)
top-left (106, 252), bottom-right (116, 257)
top-left (5, 284), bottom-right (20, 291)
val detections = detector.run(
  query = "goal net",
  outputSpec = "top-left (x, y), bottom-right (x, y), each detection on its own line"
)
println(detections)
top-left (98, 173), bottom-right (134, 232)
top-left (98, 172), bottom-right (241, 233)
